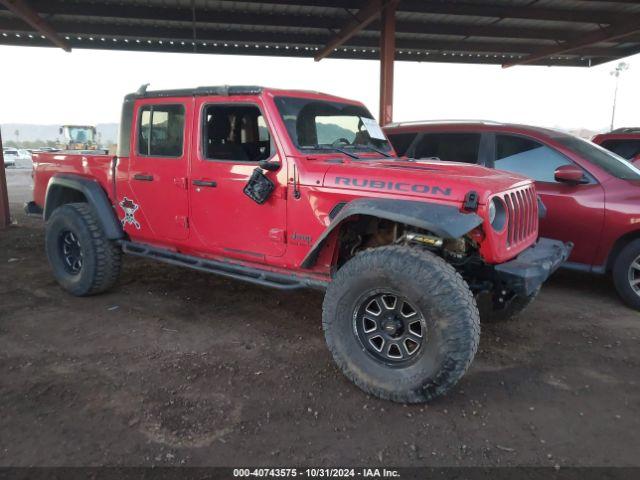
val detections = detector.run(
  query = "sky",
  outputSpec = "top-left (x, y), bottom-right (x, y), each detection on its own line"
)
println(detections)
top-left (0, 45), bottom-right (638, 132)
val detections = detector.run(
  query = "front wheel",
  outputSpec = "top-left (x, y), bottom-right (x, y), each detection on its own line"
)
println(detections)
top-left (613, 239), bottom-right (640, 310)
top-left (322, 246), bottom-right (480, 403)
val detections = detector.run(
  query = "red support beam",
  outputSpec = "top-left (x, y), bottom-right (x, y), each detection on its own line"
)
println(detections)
top-left (0, 130), bottom-right (10, 228)
top-left (503, 16), bottom-right (640, 68)
top-left (315, 0), bottom-right (394, 62)
top-left (379, 0), bottom-right (397, 126)
top-left (0, 0), bottom-right (71, 51)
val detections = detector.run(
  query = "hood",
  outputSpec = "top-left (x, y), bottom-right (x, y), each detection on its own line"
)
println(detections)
top-left (322, 159), bottom-right (531, 205)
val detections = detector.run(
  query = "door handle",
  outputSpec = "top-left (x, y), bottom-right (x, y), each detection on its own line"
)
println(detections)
top-left (133, 173), bottom-right (154, 181)
top-left (193, 179), bottom-right (217, 187)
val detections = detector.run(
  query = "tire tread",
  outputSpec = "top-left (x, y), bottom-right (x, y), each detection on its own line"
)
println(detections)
top-left (322, 246), bottom-right (480, 403)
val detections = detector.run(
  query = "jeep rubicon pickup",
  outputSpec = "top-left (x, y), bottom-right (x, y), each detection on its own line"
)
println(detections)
top-left (28, 85), bottom-right (570, 403)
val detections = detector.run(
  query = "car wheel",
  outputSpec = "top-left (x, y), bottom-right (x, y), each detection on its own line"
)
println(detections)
top-left (45, 202), bottom-right (122, 296)
top-left (322, 246), bottom-right (480, 403)
top-left (613, 239), bottom-right (640, 310)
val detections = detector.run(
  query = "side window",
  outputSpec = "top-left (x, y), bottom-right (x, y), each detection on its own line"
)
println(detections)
top-left (387, 132), bottom-right (417, 156)
top-left (137, 104), bottom-right (185, 157)
top-left (494, 135), bottom-right (572, 182)
top-left (414, 133), bottom-right (481, 163)
top-left (203, 104), bottom-right (272, 162)
top-left (601, 139), bottom-right (640, 160)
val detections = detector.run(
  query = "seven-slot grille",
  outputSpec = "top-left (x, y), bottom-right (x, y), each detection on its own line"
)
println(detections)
top-left (501, 185), bottom-right (538, 248)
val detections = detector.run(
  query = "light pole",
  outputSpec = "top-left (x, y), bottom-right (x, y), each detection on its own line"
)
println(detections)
top-left (610, 62), bottom-right (629, 131)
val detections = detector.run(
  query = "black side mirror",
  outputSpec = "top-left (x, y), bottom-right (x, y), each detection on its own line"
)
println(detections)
top-left (259, 159), bottom-right (280, 171)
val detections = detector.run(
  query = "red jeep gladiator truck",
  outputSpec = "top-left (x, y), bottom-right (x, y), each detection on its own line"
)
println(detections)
top-left (28, 85), bottom-right (570, 403)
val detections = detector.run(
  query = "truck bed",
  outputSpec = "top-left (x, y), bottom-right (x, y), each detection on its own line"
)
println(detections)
top-left (32, 152), bottom-right (114, 209)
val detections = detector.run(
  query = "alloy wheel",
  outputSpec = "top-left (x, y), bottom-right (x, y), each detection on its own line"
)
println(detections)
top-left (60, 230), bottom-right (83, 274)
top-left (353, 291), bottom-right (426, 366)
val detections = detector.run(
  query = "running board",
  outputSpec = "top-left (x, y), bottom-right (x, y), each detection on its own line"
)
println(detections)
top-left (120, 241), bottom-right (328, 291)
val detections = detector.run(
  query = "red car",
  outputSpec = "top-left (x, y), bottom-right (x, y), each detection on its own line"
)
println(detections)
top-left (27, 86), bottom-right (569, 403)
top-left (593, 128), bottom-right (640, 164)
top-left (384, 121), bottom-right (640, 309)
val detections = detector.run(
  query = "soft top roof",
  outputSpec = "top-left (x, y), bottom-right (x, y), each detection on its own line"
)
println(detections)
top-left (125, 85), bottom-right (264, 100)
top-left (124, 84), bottom-right (361, 105)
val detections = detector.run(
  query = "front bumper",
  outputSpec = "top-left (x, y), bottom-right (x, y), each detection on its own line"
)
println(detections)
top-left (494, 238), bottom-right (573, 296)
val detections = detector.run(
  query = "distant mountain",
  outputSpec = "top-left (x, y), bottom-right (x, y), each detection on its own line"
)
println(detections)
top-left (317, 123), bottom-right (356, 144)
top-left (1, 123), bottom-right (118, 146)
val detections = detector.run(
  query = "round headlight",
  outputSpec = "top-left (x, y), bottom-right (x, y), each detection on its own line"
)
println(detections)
top-left (489, 197), bottom-right (507, 231)
top-left (488, 200), bottom-right (497, 224)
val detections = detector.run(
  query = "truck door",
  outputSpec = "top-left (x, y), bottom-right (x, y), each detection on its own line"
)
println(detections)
top-left (126, 99), bottom-right (191, 242)
top-left (189, 97), bottom-right (287, 260)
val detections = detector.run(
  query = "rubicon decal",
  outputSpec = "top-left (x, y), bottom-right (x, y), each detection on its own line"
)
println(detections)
top-left (334, 177), bottom-right (452, 196)
top-left (119, 197), bottom-right (141, 230)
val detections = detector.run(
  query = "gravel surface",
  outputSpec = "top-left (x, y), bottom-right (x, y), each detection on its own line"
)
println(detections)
top-left (1, 204), bottom-right (639, 467)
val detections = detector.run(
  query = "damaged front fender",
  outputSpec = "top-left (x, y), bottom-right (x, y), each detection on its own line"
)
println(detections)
top-left (301, 198), bottom-right (483, 268)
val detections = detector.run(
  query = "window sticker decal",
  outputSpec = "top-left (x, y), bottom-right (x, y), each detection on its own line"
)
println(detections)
top-left (361, 117), bottom-right (387, 140)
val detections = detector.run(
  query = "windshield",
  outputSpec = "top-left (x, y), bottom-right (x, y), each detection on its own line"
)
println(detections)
top-left (274, 96), bottom-right (392, 155)
top-left (554, 135), bottom-right (640, 181)
top-left (66, 127), bottom-right (95, 143)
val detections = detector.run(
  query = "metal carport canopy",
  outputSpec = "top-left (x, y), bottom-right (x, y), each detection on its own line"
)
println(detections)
top-left (2, 0), bottom-right (640, 121)
top-left (1, 0), bottom-right (640, 227)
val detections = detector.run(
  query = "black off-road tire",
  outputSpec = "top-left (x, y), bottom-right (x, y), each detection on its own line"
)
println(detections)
top-left (612, 239), bottom-right (640, 310)
top-left (45, 203), bottom-right (122, 296)
top-left (322, 246), bottom-right (480, 403)
top-left (478, 288), bottom-right (540, 323)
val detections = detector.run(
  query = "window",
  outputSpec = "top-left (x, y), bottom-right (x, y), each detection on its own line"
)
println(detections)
top-left (494, 135), bottom-right (572, 183)
top-left (387, 132), bottom-right (418, 156)
top-left (203, 104), bottom-right (272, 162)
top-left (137, 104), bottom-right (185, 157)
top-left (274, 96), bottom-right (392, 155)
top-left (413, 133), bottom-right (481, 163)
top-left (553, 135), bottom-right (640, 181)
top-left (600, 139), bottom-right (640, 160)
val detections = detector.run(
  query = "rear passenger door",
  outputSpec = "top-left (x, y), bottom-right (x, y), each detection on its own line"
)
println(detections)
top-left (490, 133), bottom-right (605, 265)
top-left (408, 132), bottom-right (483, 164)
top-left (126, 100), bottom-right (191, 242)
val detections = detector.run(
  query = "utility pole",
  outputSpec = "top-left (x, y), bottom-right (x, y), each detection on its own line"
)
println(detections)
top-left (610, 62), bottom-right (629, 131)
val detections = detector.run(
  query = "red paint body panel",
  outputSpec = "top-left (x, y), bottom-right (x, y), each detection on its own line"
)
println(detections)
top-left (32, 152), bottom-right (114, 207)
top-left (385, 122), bottom-right (640, 271)
top-left (32, 89), bottom-right (541, 280)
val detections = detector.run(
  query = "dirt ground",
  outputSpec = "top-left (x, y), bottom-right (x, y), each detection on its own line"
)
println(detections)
top-left (1, 185), bottom-right (639, 467)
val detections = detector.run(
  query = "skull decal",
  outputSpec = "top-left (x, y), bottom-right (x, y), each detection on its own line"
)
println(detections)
top-left (119, 197), bottom-right (141, 230)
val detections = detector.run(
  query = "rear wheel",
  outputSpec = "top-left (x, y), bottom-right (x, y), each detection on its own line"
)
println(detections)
top-left (612, 239), bottom-right (640, 310)
top-left (45, 203), bottom-right (122, 296)
top-left (322, 246), bottom-right (480, 403)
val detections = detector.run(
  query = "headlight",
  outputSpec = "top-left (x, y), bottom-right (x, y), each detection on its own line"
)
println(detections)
top-left (488, 200), bottom-right (497, 224)
top-left (489, 197), bottom-right (507, 231)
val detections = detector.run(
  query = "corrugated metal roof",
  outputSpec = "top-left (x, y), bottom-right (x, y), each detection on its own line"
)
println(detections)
top-left (0, 0), bottom-right (638, 67)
